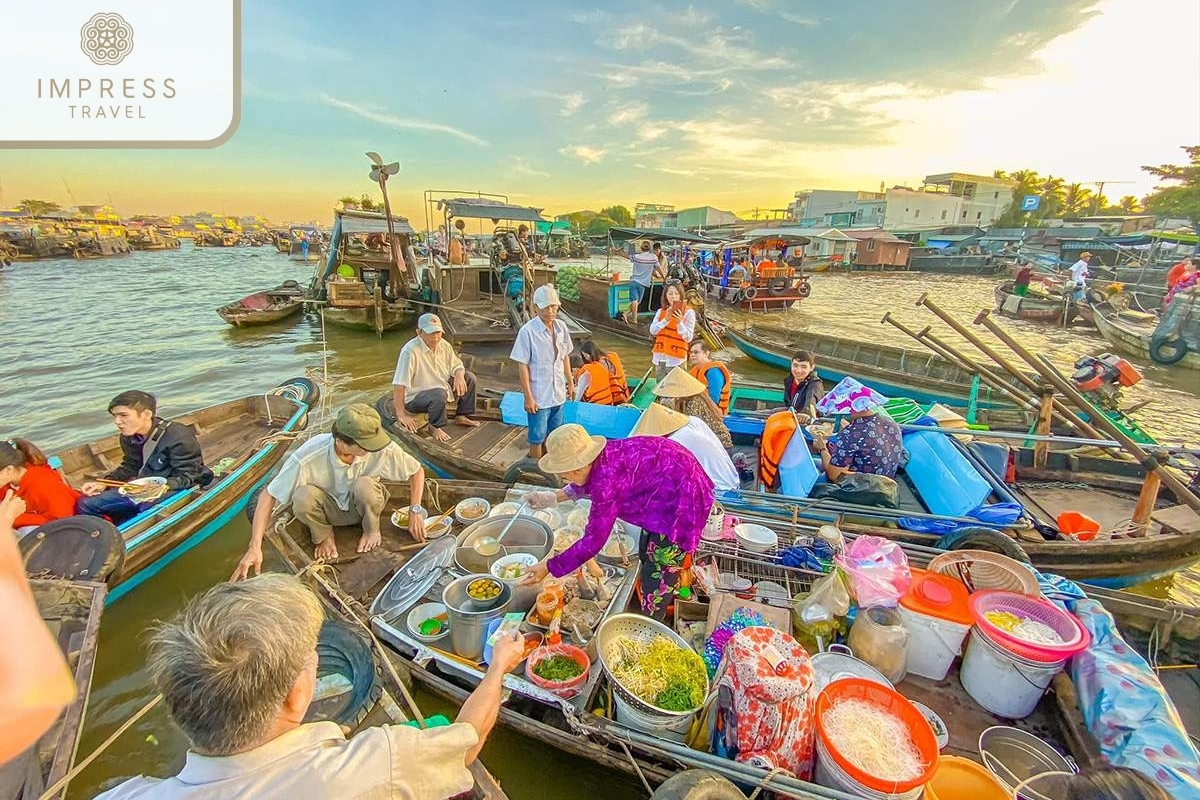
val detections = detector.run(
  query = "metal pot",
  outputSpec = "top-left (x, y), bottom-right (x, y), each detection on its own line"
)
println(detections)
top-left (454, 515), bottom-right (551, 574)
top-left (442, 574), bottom-right (513, 660)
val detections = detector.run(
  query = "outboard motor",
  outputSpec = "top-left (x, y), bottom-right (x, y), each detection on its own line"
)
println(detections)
top-left (1072, 353), bottom-right (1142, 411)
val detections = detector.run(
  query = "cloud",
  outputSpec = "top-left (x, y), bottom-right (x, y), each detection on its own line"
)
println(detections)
top-left (680, 5), bottom-right (713, 26)
top-left (249, 31), bottom-right (351, 63)
top-left (561, 92), bottom-right (587, 116)
top-left (780, 12), bottom-right (820, 26)
top-left (603, 21), bottom-right (795, 77)
top-left (559, 145), bottom-right (607, 165)
top-left (609, 102), bottom-right (648, 125)
top-left (512, 157), bottom-right (550, 178)
top-left (570, 9), bottom-right (605, 24)
top-left (318, 94), bottom-right (489, 146)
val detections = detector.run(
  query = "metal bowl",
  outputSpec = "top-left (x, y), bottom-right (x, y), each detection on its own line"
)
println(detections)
top-left (454, 515), bottom-right (550, 574)
top-left (596, 613), bottom-right (709, 718)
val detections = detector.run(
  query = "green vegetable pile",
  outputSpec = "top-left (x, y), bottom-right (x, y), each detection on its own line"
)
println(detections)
top-left (612, 636), bottom-right (707, 712)
top-left (532, 654), bottom-right (585, 681)
top-left (555, 265), bottom-right (606, 304)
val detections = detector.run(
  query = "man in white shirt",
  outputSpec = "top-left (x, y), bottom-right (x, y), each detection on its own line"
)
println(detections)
top-left (626, 240), bottom-right (661, 323)
top-left (631, 403), bottom-right (740, 492)
top-left (1067, 251), bottom-right (1091, 299)
top-left (510, 284), bottom-right (575, 458)
top-left (392, 313), bottom-right (479, 443)
top-left (95, 574), bottom-right (525, 800)
top-left (230, 404), bottom-right (427, 579)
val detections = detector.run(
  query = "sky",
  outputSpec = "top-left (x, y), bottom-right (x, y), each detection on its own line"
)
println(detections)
top-left (1, 0), bottom-right (1197, 224)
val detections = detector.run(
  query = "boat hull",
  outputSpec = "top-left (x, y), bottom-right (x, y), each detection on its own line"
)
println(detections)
top-left (322, 305), bottom-right (410, 332)
top-left (1093, 304), bottom-right (1200, 371)
top-left (218, 301), bottom-right (304, 326)
top-left (994, 283), bottom-right (1089, 325)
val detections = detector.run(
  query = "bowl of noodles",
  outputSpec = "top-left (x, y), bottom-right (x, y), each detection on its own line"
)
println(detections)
top-left (119, 476), bottom-right (168, 500)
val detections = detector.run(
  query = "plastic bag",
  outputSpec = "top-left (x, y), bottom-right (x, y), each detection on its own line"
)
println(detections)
top-left (810, 472), bottom-right (899, 508)
top-left (791, 571), bottom-right (850, 654)
top-left (834, 535), bottom-right (912, 607)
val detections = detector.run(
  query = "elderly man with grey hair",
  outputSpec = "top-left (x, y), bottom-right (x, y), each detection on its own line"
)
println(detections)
top-left (94, 574), bottom-right (524, 800)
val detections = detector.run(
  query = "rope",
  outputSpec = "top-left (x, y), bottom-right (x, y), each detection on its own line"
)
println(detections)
top-left (745, 767), bottom-right (789, 800)
top-left (35, 694), bottom-right (163, 800)
top-left (615, 737), bottom-right (655, 796)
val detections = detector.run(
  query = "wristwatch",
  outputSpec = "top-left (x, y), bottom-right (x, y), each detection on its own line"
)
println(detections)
top-left (411, 504), bottom-right (427, 517)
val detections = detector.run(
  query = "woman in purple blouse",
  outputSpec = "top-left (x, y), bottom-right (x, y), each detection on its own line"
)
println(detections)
top-left (522, 424), bottom-right (714, 619)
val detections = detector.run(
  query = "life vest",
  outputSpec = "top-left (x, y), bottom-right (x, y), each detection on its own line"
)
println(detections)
top-left (690, 362), bottom-right (731, 414)
top-left (579, 362), bottom-right (616, 405)
top-left (604, 352), bottom-right (630, 404)
top-left (652, 309), bottom-right (689, 360)
top-left (758, 411), bottom-right (798, 491)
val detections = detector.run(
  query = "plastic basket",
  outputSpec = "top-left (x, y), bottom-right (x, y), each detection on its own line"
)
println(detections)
top-left (926, 549), bottom-right (1041, 596)
top-left (525, 643), bottom-right (590, 699)
top-left (970, 590), bottom-right (1089, 662)
top-left (815, 678), bottom-right (938, 794)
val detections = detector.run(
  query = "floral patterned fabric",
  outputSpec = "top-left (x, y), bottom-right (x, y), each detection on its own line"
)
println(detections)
top-left (826, 414), bottom-right (903, 478)
top-left (553, 436), bottom-right (714, 580)
top-left (640, 532), bottom-right (685, 618)
top-left (815, 376), bottom-right (888, 415)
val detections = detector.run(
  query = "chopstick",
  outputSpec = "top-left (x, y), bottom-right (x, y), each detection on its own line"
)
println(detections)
top-left (94, 479), bottom-right (130, 487)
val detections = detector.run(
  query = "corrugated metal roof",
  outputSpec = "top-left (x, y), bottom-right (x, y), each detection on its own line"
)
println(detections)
top-left (607, 226), bottom-right (719, 244)
top-left (437, 198), bottom-right (546, 223)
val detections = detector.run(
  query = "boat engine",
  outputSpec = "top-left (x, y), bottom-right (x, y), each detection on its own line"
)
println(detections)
top-left (1072, 353), bottom-right (1142, 411)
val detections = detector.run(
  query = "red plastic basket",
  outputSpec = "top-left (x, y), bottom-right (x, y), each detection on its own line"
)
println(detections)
top-left (970, 590), bottom-right (1090, 663)
top-left (815, 678), bottom-right (939, 793)
top-left (525, 643), bottom-right (590, 698)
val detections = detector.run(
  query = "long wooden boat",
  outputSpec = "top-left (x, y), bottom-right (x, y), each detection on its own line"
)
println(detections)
top-left (722, 322), bottom-right (1020, 408)
top-left (559, 272), bottom-right (722, 350)
top-left (993, 281), bottom-right (1089, 326)
top-left (908, 254), bottom-right (1001, 275)
top-left (312, 209), bottom-right (414, 334)
top-left (42, 380), bottom-right (313, 602)
top-left (217, 281), bottom-right (306, 327)
top-left (1093, 301), bottom-right (1200, 372)
top-left (0, 579), bottom-right (105, 800)
top-left (262, 478), bottom-right (1143, 799)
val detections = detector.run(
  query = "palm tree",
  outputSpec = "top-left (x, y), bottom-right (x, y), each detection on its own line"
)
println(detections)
top-left (1118, 195), bottom-right (1140, 213)
top-left (1062, 183), bottom-right (1094, 216)
top-left (1040, 176), bottom-right (1066, 218)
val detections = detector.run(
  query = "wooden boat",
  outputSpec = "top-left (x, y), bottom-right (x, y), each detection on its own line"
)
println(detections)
top-left (128, 227), bottom-right (181, 251)
top-left (0, 579), bottom-right (105, 800)
top-left (993, 281), bottom-right (1089, 326)
top-left (44, 380), bottom-right (314, 602)
top-left (217, 281), bottom-right (306, 327)
top-left (908, 253), bottom-right (1001, 275)
top-left (559, 271), bottom-right (722, 351)
top-left (699, 234), bottom-right (812, 313)
top-left (312, 209), bottom-right (413, 334)
top-left (723, 322), bottom-right (1020, 408)
top-left (287, 225), bottom-right (324, 263)
top-left (1093, 296), bottom-right (1200, 372)
top-left (262, 478), bottom-right (1129, 798)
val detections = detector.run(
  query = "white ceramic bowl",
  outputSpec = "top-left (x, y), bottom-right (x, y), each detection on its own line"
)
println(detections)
top-left (119, 476), bottom-right (167, 497)
top-left (423, 516), bottom-right (453, 539)
top-left (734, 523), bottom-right (778, 553)
top-left (490, 552), bottom-right (537, 581)
top-left (718, 572), bottom-right (752, 595)
top-left (390, 506), bottom-right (411, 528)
top-left (552, 525), bottom-right (584, 553)
top-left (753, 580), bottom-right (791, 607)
top-left (454, 497), bottom-right (491, 525)
top-left (406, 602), bottom-right (450, 643)
top-left (488, 501), bottom-right (522, 518)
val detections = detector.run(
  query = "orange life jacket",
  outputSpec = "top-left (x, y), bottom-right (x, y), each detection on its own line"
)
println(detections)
top-left (579, 362), bottom-right (616, 405)
top-left (690, 362), bottom-right (731, 414)
top-left (652, 309), bottom-right (689, 360)
top-left (758, 411), bottom-right (799, 491)
top-left (604, 352), bottom-right (630, 404)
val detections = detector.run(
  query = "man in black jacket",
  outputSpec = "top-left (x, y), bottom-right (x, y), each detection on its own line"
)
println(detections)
top-left (76, 390), bottom-right (209, 524)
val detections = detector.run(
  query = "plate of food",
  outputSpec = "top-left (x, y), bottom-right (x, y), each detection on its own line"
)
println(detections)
top-left (118, 476), bottom-right (167, 499)
top-left (491, 552), bottom-right (537, 581)
top-left (488, 501), bottom-right (522, 518)
top-left (805, 421), bottom-right (835, 439)
top-left (552, 525), bottom-right (584, 553)
top-left (455, 497), bottom-right (491, 524)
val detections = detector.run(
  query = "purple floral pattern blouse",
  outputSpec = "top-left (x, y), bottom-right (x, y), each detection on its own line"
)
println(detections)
top-left (549, 437), bottom-right (715, 577)
top-left (826, 414), bottom-right (903, 479)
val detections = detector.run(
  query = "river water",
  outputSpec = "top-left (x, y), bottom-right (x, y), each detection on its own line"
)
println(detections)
top-left (0, 245), bottom-right (1195, 798)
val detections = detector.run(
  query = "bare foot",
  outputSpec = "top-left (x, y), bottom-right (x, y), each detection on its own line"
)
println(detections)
top-left (314, 538), bottom-right (339, 561)
top-left (357, 530), bottom-right (382, 553)
top-left (431, 427), bottom-right (451, 443)
top-left (454, 416), bottom-right (480, 428)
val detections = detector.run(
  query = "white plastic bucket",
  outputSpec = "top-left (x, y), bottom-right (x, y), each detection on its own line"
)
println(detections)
top-left (897, 603), bottom-right (971, 681)
top-left (612, 691), bottom-right (695, 742)
top-left (814, 737), bottom-right (924, 800)
top-left (961, 626), bottom-right (1066, 718)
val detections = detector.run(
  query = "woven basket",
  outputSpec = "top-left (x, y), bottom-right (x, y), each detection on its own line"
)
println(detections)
top-left (927, 549), bottom-right (1041, 597)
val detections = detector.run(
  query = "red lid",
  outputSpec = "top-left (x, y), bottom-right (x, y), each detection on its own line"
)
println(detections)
top-left (900, 569), bottom-right (973, 626)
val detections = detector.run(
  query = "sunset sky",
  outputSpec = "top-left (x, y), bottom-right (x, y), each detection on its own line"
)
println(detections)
top-left (1, 0), bottom-right (1197, 224)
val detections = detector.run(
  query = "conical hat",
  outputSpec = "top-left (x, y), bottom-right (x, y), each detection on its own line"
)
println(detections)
top-left (632, 403), bottom-right (689, 437)
top-left (653, 366), bottom-right (706, 398)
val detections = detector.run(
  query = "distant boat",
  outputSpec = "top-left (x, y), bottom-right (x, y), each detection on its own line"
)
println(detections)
top-left (1093, 293), bottom-right (1200, 371)
top-left (217, 281), bottom-right (306, 326)
top-left (994, 280), bottom-right (1092, 326)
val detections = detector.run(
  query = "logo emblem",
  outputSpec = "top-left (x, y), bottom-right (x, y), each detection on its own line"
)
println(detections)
top-left (80, 12), bottom-right (134, 65)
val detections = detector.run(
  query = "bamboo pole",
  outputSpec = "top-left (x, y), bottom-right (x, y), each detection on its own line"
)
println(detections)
top-left (1033, 389), bottom-right (1055, 468)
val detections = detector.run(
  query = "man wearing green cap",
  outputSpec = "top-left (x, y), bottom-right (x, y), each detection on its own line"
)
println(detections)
top-left (231, 404), bottom-right (427, 580)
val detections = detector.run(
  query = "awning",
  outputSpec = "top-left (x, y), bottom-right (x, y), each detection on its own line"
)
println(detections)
top-left (339, 210), bottom-right (415, 236)
top-left (607, 226), bottom-right (719, 244)
top-left (535, 220), bottom-right (573, 235)
top-left (438, 198), bottom-right (545, 223)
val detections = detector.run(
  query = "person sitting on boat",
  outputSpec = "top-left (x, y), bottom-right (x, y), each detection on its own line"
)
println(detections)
top-left (231, 404), bottom-right (427, 577)
top-left (783, 350), bottom-right (825, 422)
top-left (631, 403), bottom-right (739, 492)
top-left (75, 391), bottom-right (210, 525)
top-left (649, 281), bottom-right (696, 380)
top-left (574, 340), bottom-right (629, 406)
top-left (1166, 256), bottom-right (1195, 292)
top-left (511, 284), bottom-right (575, 459)
top-left (654, 367), bottom-right (732, 450)
top-left (94, 573), bottom-right (525, 800)
top-left (687, 339), bottom-right (731, 415)
top-left (625, 241), bottom-right (660, 324)
top-left (391, 314), bottom-right (479, 444)
top-left (0, 438), bottom-right (81, 536)
top-left (1013, 264), bottom-right (1035, 296)
top-left (521, 424), bottom-right (713, 620)
top-left (1164, 257), bottom-right (1198, 307)
top-left (809, 378), bottom-right (903, 482)
top-left (1066, 251), bottom-right (1092, 301)
top-left (516, 224), bottom-right (536, 259)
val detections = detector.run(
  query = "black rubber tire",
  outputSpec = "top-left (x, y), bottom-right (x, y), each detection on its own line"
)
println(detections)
top-left (797, 281), bottom-right (812, 298)
top-left (936, 526), bottom-right (1031, 563)
top-left (303, 619), bottom-right (380, 730)
top-left (742, 286), bottom-right (759, 301)
top-left (1149, 334), bottom-right (1189, 366)
top-left (1085, 287), bottom-right (1107, 305)
top-left (279, 376), bottom-right (320, 406)
top-left (20, 516), bottom-right (126, 584)
top-left (650, 770), bottom-right (747, 800)
top-left (767, 277), bottom-right (791, 295)
top-left (502, 458), bottom-right (562, 488)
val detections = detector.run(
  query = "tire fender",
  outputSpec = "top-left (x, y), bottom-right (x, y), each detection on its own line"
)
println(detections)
top-left (1149, 334), bottom-right (1189, 366)
top-left (502, 458), bottom-right (562, 488)
top-left (936, 526), bottom-right (1031, 563)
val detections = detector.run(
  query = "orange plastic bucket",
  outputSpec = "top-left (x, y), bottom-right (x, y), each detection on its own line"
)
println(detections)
top-left (928, 755), bottom-right (1011, 799)
top-left (1056, 511), bottom-right (1100, 541)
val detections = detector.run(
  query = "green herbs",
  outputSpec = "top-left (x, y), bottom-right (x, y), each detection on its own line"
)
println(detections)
top-left (611, 636), bottom-right (707, 712)
top-left (533, 654), bottom-right (585, 681)
top-left (654, 682), bottom-right (699, 712)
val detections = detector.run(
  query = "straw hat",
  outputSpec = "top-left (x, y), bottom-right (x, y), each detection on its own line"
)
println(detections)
top-left (653, 367), bottom-right (706, 399)
top-left (631, 403), bottom-right (689, 437)
top-left (537, 423), bottom-right (607, 474)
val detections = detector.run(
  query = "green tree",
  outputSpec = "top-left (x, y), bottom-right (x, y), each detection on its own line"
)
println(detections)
top-left (1142, 145), bottom-right (1200, 240)
top-left (17, 199), bottom-right (61, 216)
top-left (358, 194), bottom-right (377, 211)
top-left (1062, 183), bottom-right (1094, 217)
top-left (993, 169), bottom-right (1043, 227)
top-left (598, 205), bottom-right (634, 227)
top-left (585, 214), bottom-right (618, 236)
top-left (562, 210), bottom-right (597, 232)
top-left (1039, 176), bottom-right (1066, 219)
top-left (1118, 195), bottom-right (1141, 214)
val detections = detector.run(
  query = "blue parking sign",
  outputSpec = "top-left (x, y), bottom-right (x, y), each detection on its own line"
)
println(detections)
top-left (1021, 195), bottom-right (1040, 211)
